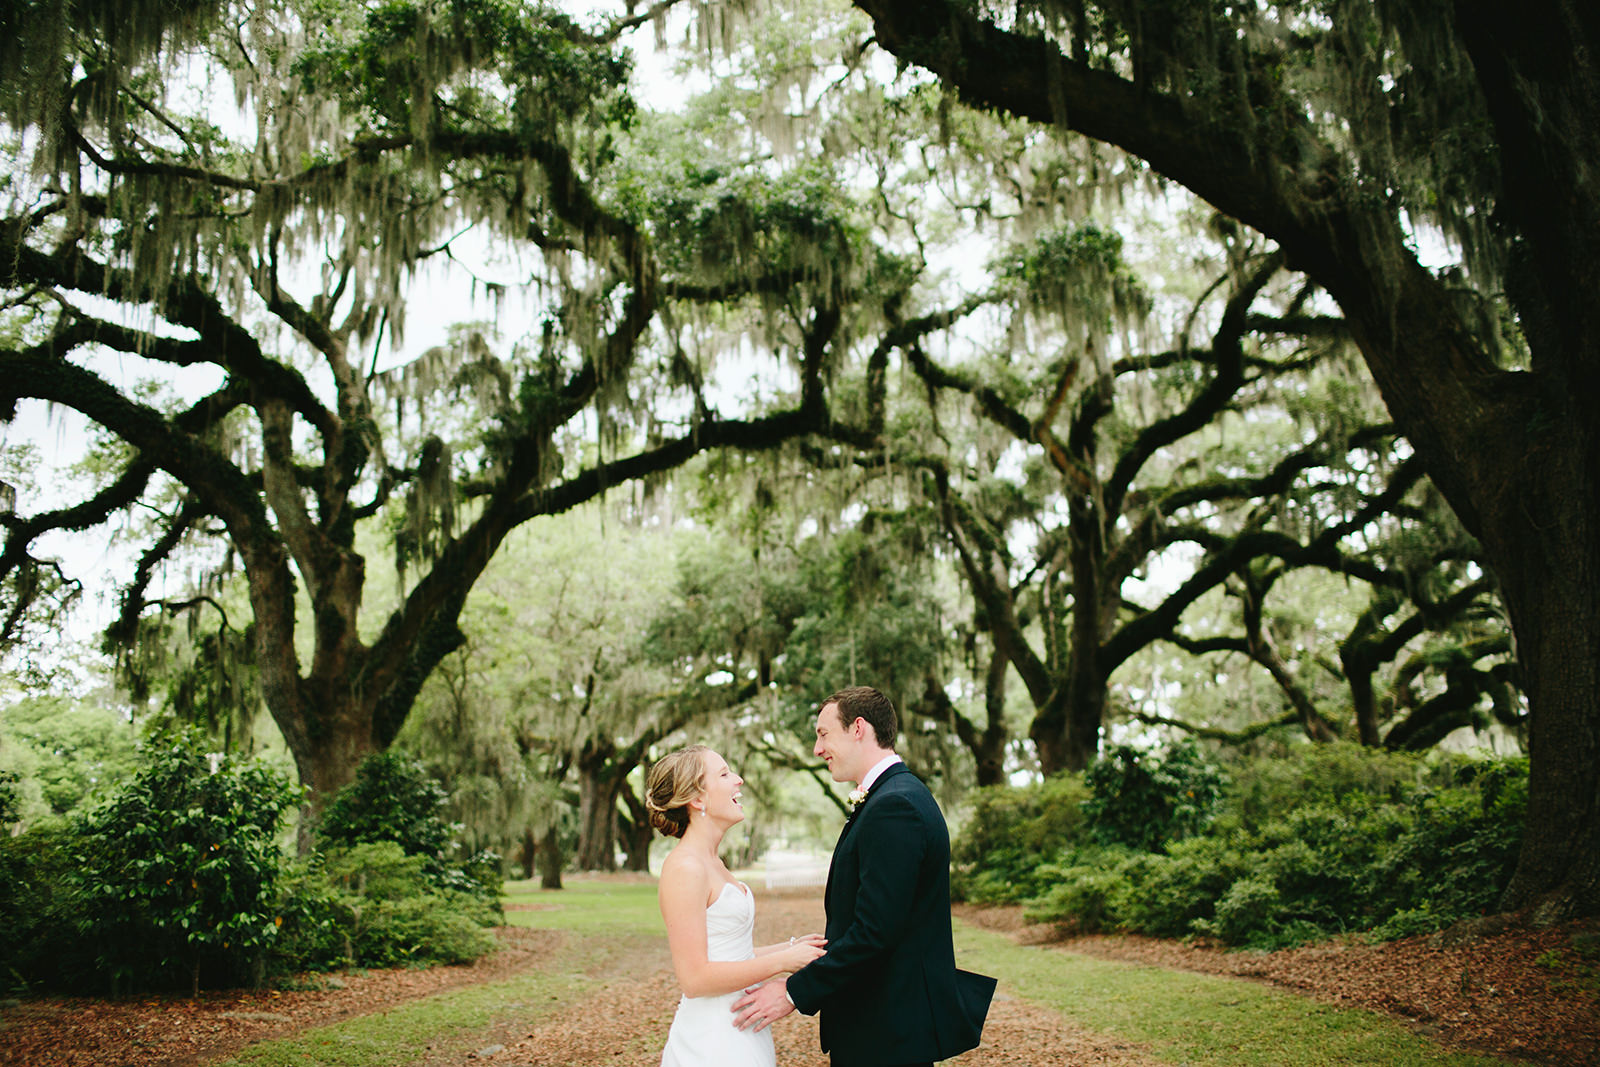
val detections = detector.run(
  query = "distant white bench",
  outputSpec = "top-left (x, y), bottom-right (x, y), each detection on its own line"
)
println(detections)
top-left (762, 850), bottom-right (829, 889)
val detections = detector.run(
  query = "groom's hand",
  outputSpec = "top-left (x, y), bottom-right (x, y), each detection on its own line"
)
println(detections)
top-left (731, 978), bottom-right (794, 1032)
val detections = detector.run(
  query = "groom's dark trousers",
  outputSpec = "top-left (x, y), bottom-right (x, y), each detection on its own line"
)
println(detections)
top-left (786, 763), bottom-right (994, 1067)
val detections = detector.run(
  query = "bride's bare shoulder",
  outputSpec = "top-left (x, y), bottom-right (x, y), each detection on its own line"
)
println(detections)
top-left (659, 845), bottom-right (710, 885)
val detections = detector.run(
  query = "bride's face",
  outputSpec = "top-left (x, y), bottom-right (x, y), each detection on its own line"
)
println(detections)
top-left (697, 750), bottom-right (745, 826)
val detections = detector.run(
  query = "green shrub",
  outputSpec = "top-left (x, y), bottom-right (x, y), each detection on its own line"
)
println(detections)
top-left (1021, 847), bottom-right (1137, 931)
top-left (951, 773), bottom-right (1090, 903)
top-left (957, 744), bottom-right (1526, 949)
top-left (353, 894), bottom-right (497, 967)
top-left (1198, 874), bottom-right (1282, 944)
top-left (70, 738), bottom-right (301, 994)
top-left (273, 856), bottom-right (357, 974)
top-left (319, 753), bottom-right (453, 860)
top-left (1365, 758), bottom-right (1527, 929)
top-left (318, 752), bottom-right (502, 912)
top-left (1082, 741), bottom-right (1225, 852)
top-left (1225, 741), bottom-right (1427, 831)
top-left (0, 823), bottom-right (88, 992)
top-left (1111, 836), bottom-right (1251, 938)
top-left (273, 842), bottom-right (498, 973)
top-left (0, 768), bottom-right (20, 825)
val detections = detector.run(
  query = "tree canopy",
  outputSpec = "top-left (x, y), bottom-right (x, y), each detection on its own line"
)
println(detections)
top-left (1, 0), bottom-right (1590, 918)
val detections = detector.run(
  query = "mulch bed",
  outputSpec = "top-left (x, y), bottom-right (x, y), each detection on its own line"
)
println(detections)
top-left (957, 904), bottom-right (1600, 1066)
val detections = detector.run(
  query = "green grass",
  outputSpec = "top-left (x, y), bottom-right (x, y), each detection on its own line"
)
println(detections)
top-left (952, 922), bottom-right (1512, 1066)
top-left (216, 879), bottom-right (668, 1066)
top-left (210, 880), bottom-right (1516, 1067)
top-left (214, 964), bottom-right (587, 1066)
top-left (502, 877), bottom-right (662, 934)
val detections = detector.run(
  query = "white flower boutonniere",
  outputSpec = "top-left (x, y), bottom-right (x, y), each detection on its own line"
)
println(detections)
top-left (847, 786), bottom-right (868, 810)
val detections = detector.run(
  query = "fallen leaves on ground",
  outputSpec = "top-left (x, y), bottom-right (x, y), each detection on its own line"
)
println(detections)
top-left (958, 904), bottom-right (1600, 1066)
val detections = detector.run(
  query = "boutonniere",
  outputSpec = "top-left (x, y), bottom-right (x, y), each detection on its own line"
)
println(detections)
top-left (847, 786), bottom-right (869, 810)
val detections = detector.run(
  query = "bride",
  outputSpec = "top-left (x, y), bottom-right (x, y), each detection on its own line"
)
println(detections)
top-left (645, 746), bottom-right (826, 1067)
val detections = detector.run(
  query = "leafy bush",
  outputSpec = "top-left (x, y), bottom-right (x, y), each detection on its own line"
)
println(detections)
top-left (3, 745), bottom-right (505, 993)
top-left (1110, 836), bottom-right (1252, 938)
top-left (955, 744), bottom-right (1527, 949)
top-left (319, 752), bottom-right (454, 860)
top-left (1225, 741), bottom-right (1427, 832)
top-left (1082, 741), bottom-right (1225, 852)
top-left (70, 738), bottom-right (301, 994)
top-left (273, 842), bottom-right (497, 972)
top-left (951, 773), bottom-right (1090, 903)
top-left (1020, 847), bottom-right (1136, 932)
top-left (1366, 757), bottom-right (1527, 931)
top-left (317, 752), bottom-right (501, 910)
top-left (1201, 874), bottom-right (1282, 945)
top-left (0, 768), bottom-right (19, 825)
top-left (0, 824), bottom-right (87, 993)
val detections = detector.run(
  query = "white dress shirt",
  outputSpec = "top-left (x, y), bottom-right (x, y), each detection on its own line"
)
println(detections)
top-left (857, 753), bottom-right (903, 794)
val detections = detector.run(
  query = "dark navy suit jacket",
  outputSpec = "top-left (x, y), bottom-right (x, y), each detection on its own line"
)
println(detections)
top-left (786, 762), bottom-right (995, 1066)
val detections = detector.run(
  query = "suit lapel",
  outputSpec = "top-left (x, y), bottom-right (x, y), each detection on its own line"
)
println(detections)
top-left (837, 762), bottom-right (908, 838)
top-left (827, 764), bottom-right (897, 903)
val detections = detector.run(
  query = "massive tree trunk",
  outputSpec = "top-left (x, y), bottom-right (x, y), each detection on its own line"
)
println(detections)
top-left (618, 783), bottom-right (654, 873)
top-left (1473, 441), bottom-right (1600, 915)
top-left (1448, 0), bottom-right (1600, 919)
top-left (575, 762), bottom-right (621, 872)
top-left (852, 0), bottom-right (1600, 918)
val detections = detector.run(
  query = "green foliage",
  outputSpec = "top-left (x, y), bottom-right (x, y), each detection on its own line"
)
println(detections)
top-left (1019, 846), bottom-right (1138, 931)
top-left (0, 766), bottom-right (18, 825)
top-left (318, 752), bottom-right (502, 907)
top-left (959, 745), bottom-right (1527, 948)
top-left (997, 222), bottom-right (1149, 328)
top-left (68, 738), bottom-right (301, 993)
top-left (0, 823), bottom-right (86, 992)
top-left (274, 843), bottom-right (497, 973)
top-left (1082, 741), bottom-right (1226, 852)
top-left (1365, 758), bottom-right (1528, 937)
top-left (0, 745), bottom-right (503, 993)
top-left (1225, 742), bottom-right (1429, 831)
top-left (294, 0), bottom-right (634, 135)
top-left (643, 160), bottom-right (860, 294)
top-left (0, 693), bottom-right (140, 823)
top-left (951, 773), bottom-right (1091, 903)
top-left (320, 752), bottom-right (454, 859)
top-left (1111, 837), bottom-right (1253, 939)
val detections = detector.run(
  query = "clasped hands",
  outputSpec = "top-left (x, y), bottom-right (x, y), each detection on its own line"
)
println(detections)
top-left (731, 931), bottom-right (826, 1031)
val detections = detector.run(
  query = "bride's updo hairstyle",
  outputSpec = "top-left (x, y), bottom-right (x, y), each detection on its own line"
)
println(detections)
top-left (645, 745), bottom-right (711, 839)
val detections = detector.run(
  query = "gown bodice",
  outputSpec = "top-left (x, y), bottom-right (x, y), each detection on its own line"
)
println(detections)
top-left (659, 881), bottom-right (776, 1067)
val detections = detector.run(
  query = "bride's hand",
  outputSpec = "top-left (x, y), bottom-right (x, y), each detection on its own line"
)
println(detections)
top-left (782, 934), bottom-right (826, 970)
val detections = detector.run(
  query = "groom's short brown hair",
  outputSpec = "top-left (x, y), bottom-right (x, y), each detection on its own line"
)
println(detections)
top-left (824, 686), bottom-right (898, 748)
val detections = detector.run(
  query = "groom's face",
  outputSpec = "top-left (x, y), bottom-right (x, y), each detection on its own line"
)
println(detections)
top-left (814, 702), bottom-right (865, 784)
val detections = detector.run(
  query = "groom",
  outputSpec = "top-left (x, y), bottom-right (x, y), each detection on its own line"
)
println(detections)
top-left (733, 686), bottom-right (994, 1066)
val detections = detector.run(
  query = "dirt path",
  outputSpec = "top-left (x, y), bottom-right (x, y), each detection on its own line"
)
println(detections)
top-left (489, 893), bottom-right (1168, 1067)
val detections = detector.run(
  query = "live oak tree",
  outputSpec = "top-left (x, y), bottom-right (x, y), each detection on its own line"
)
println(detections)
top-left (641, 0), bottom-right (1509, 789)
top-left (826, 211), bottom-right (1503, 774)
top-left (844, 0), bottom-right (1600, 917)
top-left (0, 0), bottom-right (873, 808)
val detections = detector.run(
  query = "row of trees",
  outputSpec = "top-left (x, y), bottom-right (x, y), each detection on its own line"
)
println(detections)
top-left (0, 0), bottom-right (1593, 914)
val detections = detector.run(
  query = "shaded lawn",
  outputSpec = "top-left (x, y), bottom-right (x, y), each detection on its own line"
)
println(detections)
top-left (210, 878), bottom-right (1513, 1067)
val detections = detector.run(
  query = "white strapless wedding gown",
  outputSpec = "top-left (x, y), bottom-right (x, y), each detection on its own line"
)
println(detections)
top-left (660, 881), bottom-right (777, 1067)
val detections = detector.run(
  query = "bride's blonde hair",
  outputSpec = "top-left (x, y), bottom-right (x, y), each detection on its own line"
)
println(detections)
top-left (645, 745), bottom-right (711, 839)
